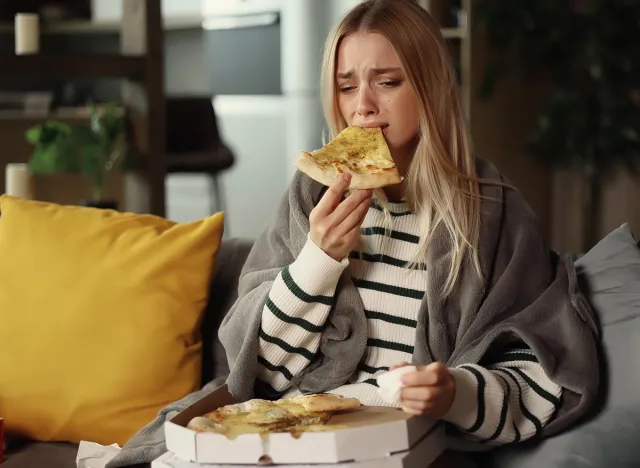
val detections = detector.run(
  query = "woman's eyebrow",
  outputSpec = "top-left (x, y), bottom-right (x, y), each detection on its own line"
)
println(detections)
top-left (337, 67), bottom-right (402, 79)
top-left (371, 67), bottom-right (401, 75)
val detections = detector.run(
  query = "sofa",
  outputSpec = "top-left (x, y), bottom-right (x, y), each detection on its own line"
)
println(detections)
top-left (4, 224), bottom-right (640, 467)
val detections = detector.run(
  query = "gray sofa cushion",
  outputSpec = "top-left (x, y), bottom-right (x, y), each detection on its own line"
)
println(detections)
top-left (485, 223), bottom-right (640, 467)
top-left (3, 441), bottom-right (78, 468)
top-left (201, 237), bottom-right (253, 383)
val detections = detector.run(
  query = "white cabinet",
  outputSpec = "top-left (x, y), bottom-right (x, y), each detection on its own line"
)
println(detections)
top-left (162, 0), bottom-right (203, 17)
top-left (92, 0), bottom-right (203, 22)
top-left (201, 0), bottom-right (281, 17)
top-left (213, 95), bottom-right (289, 240)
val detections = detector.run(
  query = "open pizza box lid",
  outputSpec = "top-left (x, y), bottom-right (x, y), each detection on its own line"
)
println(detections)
top-left (164, 385), bottom-right (445, 465)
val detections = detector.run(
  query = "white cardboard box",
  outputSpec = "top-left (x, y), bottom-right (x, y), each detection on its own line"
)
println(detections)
top-left (164, 385), bottom-right (445, 465)
top-left (155, 421), bottom-right (445, 468)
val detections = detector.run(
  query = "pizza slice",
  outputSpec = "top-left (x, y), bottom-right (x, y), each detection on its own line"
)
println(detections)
top-left (186, 394), bottom-right (360, 439)
top-left (295, 125), bottom-right (402, 189)
top-left (288, 393), bottom-right (362, 413)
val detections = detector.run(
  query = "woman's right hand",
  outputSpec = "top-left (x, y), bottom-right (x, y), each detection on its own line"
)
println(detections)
top-left (309, 173), bottom-right (373, 262)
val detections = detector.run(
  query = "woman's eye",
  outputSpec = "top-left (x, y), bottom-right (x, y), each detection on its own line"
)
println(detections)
top-left (381, 80), bottom-right (401, 88)
top-left (339, 86), bottom-right (356, 93)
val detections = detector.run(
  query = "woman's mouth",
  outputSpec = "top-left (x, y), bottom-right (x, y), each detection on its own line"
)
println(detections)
top-left (357, 122), bottom-right (389, 135)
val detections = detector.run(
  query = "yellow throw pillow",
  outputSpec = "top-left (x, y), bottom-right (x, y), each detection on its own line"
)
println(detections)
top-left (0, 195), bottom-right (224, 446)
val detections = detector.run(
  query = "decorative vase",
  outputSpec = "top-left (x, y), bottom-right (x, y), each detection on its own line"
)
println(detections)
top-left (4, 163), bottom-right (33, 199)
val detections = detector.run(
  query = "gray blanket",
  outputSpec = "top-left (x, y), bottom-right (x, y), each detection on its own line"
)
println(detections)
top-left (107, 158), bottom-right (600, 467)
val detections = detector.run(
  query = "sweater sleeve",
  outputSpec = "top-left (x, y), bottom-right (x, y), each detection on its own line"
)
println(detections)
top-left (257, 236), bottom-right (349, 393)
top-left (442, 348), bottom-right (562, 445)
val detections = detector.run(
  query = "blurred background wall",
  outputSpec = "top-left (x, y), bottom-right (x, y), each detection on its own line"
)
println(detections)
top-left (1, 0), bottom-right (638, 253)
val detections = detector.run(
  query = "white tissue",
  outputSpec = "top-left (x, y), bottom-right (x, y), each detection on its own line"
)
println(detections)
top-left (376, 365), bottom-right (417, 406)
top-left (75, 441), bottom-right (121, 468)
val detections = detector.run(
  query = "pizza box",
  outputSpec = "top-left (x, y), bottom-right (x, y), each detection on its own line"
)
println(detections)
top-left (164, 385), bottom-right (445, 465)
top-left (155, 422), bottom-right (444, 468)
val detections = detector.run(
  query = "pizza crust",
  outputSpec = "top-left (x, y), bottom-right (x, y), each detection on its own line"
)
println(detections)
top-left (296, 152), bottom-right (402, 189)
top-left (215, 399), bottom-right (272, 416)
top-left (187, 416), bottom-right (222, 433)
top-left (290, 394), bottom-right (362, 413)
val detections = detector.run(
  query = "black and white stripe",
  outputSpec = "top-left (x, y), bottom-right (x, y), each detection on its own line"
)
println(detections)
top-left (445, 349), bottom-right (562, 445)
top-left (257, 201), bottom-right (563, 446)
top-left (328, 201), bottom-right (424, 405)
top-left (257, 237), bottom-right (348, 391)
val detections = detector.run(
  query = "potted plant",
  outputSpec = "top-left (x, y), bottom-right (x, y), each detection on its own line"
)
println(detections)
top-left (477, 0), bottom-right (640, 250)
top-left (25, 102), bottom-right (137, 209)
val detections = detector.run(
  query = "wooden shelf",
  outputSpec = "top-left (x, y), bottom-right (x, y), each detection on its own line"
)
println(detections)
top-left (0, 1), bottom-right (166, 217)
top-left (0, 54), bottom-right (145, 78)
top-left (0, 105), bottom-right (125, 121)
top-left (0, 17), bottom-right (202, 35)
top-left (441, 27), bottom-right (466, 39)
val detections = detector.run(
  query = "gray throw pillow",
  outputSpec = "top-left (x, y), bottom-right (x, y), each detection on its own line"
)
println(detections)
top-left (484, 223), bottom-right (640, 468)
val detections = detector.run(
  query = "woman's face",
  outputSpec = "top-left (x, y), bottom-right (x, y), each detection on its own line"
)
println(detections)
top-left (336, 32), bottom-right (420, 165)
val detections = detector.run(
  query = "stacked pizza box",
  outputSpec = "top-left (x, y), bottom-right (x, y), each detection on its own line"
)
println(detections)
top-left (151, 385), bottom-right (446, 468)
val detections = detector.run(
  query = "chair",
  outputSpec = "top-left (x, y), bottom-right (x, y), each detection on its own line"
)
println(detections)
top-left (165, 95), bottom-right (235, 214)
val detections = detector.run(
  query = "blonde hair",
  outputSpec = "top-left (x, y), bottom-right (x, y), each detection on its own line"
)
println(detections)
top-left (321, 0), bottom-right (482, 297)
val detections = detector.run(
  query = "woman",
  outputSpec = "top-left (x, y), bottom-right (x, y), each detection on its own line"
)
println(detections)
top-left (219, 0), bottom-right (599, 455)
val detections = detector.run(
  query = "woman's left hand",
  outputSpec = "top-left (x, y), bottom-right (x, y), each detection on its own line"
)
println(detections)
top-left (395, 362), bottom-right (456, 418)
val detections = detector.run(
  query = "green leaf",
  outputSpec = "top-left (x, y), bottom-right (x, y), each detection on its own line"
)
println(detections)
top-left (23, 102), bottom-right (134, 186)
top-left (478, 0), bottom-right (640, 175)
top-left (478, 61), bottom-right (507, 100)
top-left (28, 134), bottom-right (81, 174)
top-left (78, 144), bottom-right (106, 176)
top-left (25, 121), bottom-right (72, 146)
top-left (25, 125), bottom-right (43, 145)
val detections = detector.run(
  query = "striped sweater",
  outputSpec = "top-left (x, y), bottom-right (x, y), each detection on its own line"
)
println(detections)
top-left (257, 200), bottom-right (562, 445)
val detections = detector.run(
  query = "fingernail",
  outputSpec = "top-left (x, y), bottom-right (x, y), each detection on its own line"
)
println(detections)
top-left (343, 173), bottom-right (351, 182)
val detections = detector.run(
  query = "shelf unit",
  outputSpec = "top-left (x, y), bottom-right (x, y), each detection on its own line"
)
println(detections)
top-left (0, 17), bottom-right (202, 35)
top-left (0, 54), bottom-right (146, 78)
top-left (440, 27), bottom-right (466, 39)
top-left (427, 0), bottom-right (640, 252)
top-left (425, 0), bottom-right (555, 243)
top-left (0, 0), bottom-right (167, 217)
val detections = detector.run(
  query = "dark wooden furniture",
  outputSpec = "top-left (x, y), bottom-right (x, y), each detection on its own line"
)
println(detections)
top-left (165, 96), bottom-right (235, 214)
top-left (0, 0), bottom-right (167, 216)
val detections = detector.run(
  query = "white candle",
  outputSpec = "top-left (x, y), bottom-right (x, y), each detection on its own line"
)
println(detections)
top-left (5, 163), bottom-right (33, 199)
top-left (15, 13), bottom-right (40, 55)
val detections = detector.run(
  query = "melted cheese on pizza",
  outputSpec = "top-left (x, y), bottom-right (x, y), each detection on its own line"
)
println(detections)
top-left (310, 126), bottom-right (396, 175)
top-left (205, 403), bottom-right (332, 439)
top-left (200, 395), bottom-right (360, 439)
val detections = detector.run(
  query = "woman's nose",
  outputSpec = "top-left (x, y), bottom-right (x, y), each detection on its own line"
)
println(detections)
top-left (356, 87), bottom-right (379, 116)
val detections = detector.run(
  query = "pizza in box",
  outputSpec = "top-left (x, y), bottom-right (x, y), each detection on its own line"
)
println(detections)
top-left (187, 394), bottom-right (361, 439)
